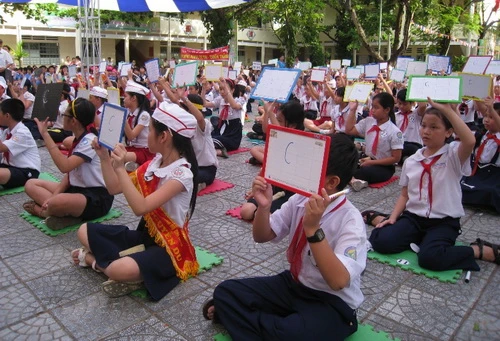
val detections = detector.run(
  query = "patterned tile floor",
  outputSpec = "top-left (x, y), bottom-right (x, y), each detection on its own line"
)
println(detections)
top-left (0, 106), bottom-right (498, 340)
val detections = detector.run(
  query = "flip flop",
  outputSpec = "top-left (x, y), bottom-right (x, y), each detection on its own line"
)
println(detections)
top-left (101, 280), bottom-right (144, 297)
top-left (361, 210), bottom-right (388, 226)
top-left (202, 298), bottom-right (220, 323)
top-left (23, 200), bottom-right (41, 217)
top-left (471, 238), bottom-right (500, 265)
top-left (71, 248), bottom-right (101, 272)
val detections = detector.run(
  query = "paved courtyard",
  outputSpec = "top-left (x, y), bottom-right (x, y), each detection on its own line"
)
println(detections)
top-left (0, 108), bottom-right (499, 340)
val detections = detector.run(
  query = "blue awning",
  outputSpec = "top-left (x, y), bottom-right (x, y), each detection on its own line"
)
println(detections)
top-left (2, 0), bottom-right (251, 12)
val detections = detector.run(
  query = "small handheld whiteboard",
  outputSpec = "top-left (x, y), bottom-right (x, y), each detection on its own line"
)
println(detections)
top-left (172, 61), bottom-right (198, 88)
top-left (32, 83), bottom-right (64, 121)
top-left (250, 67), bottom-right (301, 103)
top-left (262, 125), bottom-right (331, 197)
top-left (98, 103), bottom-right (128, 150)
top-left (459, 73), bottom-right (492, 101)
top-left (406, 76), bottom-right (462, 103)
top-left (462, 55), bottom-right (492, 75)
top-left (145, 58), bottom-right (160, 83)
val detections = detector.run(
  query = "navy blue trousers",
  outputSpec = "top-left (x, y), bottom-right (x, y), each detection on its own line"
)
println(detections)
top-left (213, 271), bottom-right (357, 341)
top-left (369, 211), bottom-right (479, 271)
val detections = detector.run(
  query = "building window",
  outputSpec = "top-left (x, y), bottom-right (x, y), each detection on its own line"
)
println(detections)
top-left (23, 42), bottom-right (60, 66)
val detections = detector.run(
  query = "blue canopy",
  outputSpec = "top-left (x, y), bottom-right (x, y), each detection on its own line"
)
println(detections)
top-left (4, 0), bottom-right (251, 12)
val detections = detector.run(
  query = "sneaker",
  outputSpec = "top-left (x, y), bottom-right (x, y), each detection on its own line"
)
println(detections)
top-left (101, 279), bottom-right (144, 297)
top-left (45, 216), bottom-right (82, 230)
top-left (351, 179), bottom-right (368, 192)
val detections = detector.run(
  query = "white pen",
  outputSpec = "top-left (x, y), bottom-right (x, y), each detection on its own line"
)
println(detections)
top-left (329, 188), bottom-right (350, 200)
top-left (465, 271), bottom-right (471, 283)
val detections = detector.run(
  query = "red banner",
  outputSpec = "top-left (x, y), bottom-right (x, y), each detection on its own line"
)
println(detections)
top-left (180, 46), bottom-right (229, 61)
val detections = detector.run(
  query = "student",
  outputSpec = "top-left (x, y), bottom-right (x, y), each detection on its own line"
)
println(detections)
top-left (300, 80), bottom-right (319, 120)
top-left (395, 89), bottom-right (425, 163)
top-left (203, 133), bottom-right (365, 340)
top-left (0, 98), bottom-right (40, 188)
top-left (0, 77), bottom-right (10, 103)
top-left (47, 83), bottom-right (73, 143)
top-left (367, 98), bottom-right (500, 271)
top-left (330, 87), bottom-right (350, 134)
top-left (89, 86), bottom-right (108, 128)
top-left (461, 97), bottom-right (500, 213)
top-left (202, 78), bottom-right (245, 157)
top-left (123, 80), bottom-right (155, 166)
top-left (344, 92), bottom-right (403, 191)
top-left (303, 82), bottom-right (335, 134)
top-left (71, 101), bottom-right (199, 300)
top-left (23, 98), bottom-right (114, 230)
top-left (240, 100), bottom-right (304, 220)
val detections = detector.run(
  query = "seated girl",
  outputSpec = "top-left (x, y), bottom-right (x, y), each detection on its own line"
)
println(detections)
top-left (344, 93), bottom-right (403, 191)
top-left (71, 102), bottom-right (200, 300)
top-left (23, 98), bottom-right (114, 230)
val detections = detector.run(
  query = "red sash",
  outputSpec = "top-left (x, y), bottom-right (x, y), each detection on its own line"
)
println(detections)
top-left (131, 161), bottom-right (199, 280)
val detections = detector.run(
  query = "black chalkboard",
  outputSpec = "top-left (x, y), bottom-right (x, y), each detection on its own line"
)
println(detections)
top-left (32, 83), bottom-right (64, 121)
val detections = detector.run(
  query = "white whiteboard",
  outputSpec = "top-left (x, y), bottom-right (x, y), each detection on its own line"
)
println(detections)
top-left (144, 58), bottom-right (160, 83)
top-left (298, 62), bottom-right (311, 70)
top-left (107, 87), bottom-right (120, 106)
top-left (205, 64), bottom-right (223, 81)
top-left (263, 125), bottom-right (330, 196)
top-left (344, 83), bottom-right (373, 103)
top-left (406, 61), bottom-right (427, 76)
top-left (228, 70), bottom-right (237, 80)
top-left (390, 69), bottom-right (406, 82)
top-left (427, 55), bottom-right (450, 73)
top-left (342, 59), bottom-right (351, 66)
top-left (172, 61), bottom-right (198, 87)
top-left (330, 60), bottom-right (341, 70)
top-left (485, 60), bottom-right (500, 75)
top-left (310, 69), bottom-right (326, 83)
top-left (462, 56), bottom-right (492, 75)
top-left (250, 68), bottom-right (301, 103)
top-left (459, 73), bottom-right (492, 101)
top-left (252, 61), bottom-right (262, 71)
top-left (346, 67), bottom-right (361, 80)
top-left (364, 64), bottom-right (380, 79)
top-left (407, 76), bottom-right (462, 103)
top-left (99, 61), bottom-right (107, 73)
top-left (68, 65), bottom-right (77, 77)
top-left (396, 57), bottom-right (415, 71)
top-left (98, 103), bottom-right (128, 150)
top-left (120, 63), bottom-right (132, 77)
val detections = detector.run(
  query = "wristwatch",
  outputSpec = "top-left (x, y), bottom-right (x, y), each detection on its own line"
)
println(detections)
top-left (307, 228), bottom-right (325, 243)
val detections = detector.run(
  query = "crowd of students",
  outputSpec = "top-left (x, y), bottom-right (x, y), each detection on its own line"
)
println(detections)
top-left (0, 56), bottom-right (499, 340)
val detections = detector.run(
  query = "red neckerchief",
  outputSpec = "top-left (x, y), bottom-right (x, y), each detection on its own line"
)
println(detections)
top-left (287, 197), bottom-right (347, 282)
top-left (320, 101), bottom-right (328, 117)
top-left (2, 132), bottom-right (12, 164)
top-left (367, 125), bottom-right (381, 156)
top-left (472, 133), bottom-right (500, 175)
top-left (419, 154), bottom-right (442, 215)
top-left (218, 104), bottom-right (230, 128)
top-left (399, 111), bottom-right (412, 133)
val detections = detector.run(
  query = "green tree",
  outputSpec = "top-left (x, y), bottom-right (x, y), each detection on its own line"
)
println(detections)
top-left (12, 41), bottom-right (29, 67)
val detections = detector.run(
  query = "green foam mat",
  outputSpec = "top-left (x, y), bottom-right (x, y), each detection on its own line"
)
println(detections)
top-left (130, 246), bottom-right (223, 299)
top-left (20, 208), bottom-right (122, 236)
top-left (368, 248), bottom-right (463, 283)
top-left (0, 172), bottom-right (59, 196)
top-left (213, 324), bottom-right (399, 341)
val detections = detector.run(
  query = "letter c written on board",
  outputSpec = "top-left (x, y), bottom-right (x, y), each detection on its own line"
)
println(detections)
top-left (284, 142), bottom-right (293, 164)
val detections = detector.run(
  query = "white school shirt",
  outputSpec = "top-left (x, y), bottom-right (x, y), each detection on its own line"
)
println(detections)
top-left (96, 104), bottom-right (105, 120)
top-left (53, 100), bottom-right (69, 129)
top-left (192, 119), bottom-right (219, 168)
top-left (401, 142), bottom-right (471, 218)
top-left (458, 100), bottom-right (475, 123)
top-left (0, 49), bottom-right (13, 68)
top-left (1, 122), bottom-right (41, 171)
top-left (331, 104), bottom-right (350, 133)
top-left (270, 194), bottom-right (366, 309)
top-left (127, 108), bottom-right (150, 148)
top-left (318, 94), bottom-right (334, 118)
top-left (23, 91), bottom-right (35, 119)
top-left (294, 85), bottom-right (305, 99)
top-left (212, 95), bottom-right (246, 121)
top-left (476, 132), bottom-right (500, 166)
top-left (142, 155), bottom-right (193, 226)
top-left (355, 117), bottom-right (404, 159)
top-left (69, 133), bottom-right (106, 188)
top-left (395, 108), bottom-right (422, 145)
top-left (300, 95), bottom-right (318, 112)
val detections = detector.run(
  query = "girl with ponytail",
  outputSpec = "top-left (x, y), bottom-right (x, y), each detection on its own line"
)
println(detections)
top-left (23, 98), bottom-right (114, 230)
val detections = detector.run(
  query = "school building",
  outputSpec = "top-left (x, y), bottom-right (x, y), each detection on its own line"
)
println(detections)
top-left (0, 7), bottom-right (496, 68)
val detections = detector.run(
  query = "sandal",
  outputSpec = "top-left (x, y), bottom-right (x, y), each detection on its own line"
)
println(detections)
top-left (471, 238), bottom-right (500, 265)
top-left (71, 248), bottom-right (101, 272)
top-left (361, 210), bottom-right (389, 226)
top-left (101, 279), bottom-right (144, 298)
top-left (202, 298), bottom-right (220, 323)
top-left (23, 200), bottom-right (42, 217)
